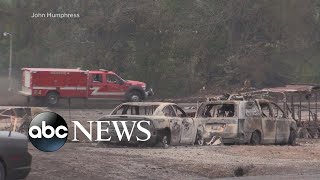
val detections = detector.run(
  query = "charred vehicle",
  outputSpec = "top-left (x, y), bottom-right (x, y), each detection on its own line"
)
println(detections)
top-left (98, 102), bottom-right (202, 146)
top-left (196, 99), bottom-right (297, 145)
top-left (0, 106), bottom-right (45, 135)
top-left (227, 84), bottom-right (320, 138)
top-left (252, 84), bottom-right (320, 138)
top-left (0, 122), bottom-right (32, 180)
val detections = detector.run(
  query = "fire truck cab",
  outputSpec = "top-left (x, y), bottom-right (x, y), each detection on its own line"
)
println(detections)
top-left (19, 68), bottom-right (153, 106)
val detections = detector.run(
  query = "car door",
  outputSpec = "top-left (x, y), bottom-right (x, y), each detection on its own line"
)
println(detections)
top-left (173, 105), bottom-right (195, 144)
top-left (270, 103), bottom-right (290, 144)
top-left (105, 73), bottom-right (127, 99)
top-left (244, 101), bottom-right (263, 141)
top-left (162, 105), bottom-right (181, 145)
top-left (88, 73), bottom-right (108, 98)
top-left (257, 101), bottom-right (276, 144)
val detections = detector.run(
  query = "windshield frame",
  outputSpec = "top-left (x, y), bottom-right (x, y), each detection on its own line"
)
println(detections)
top-left (111, 104), bottom-right (160, 116)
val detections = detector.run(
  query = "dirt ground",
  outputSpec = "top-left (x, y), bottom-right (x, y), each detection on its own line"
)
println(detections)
top-left (27, 139), bottom-right (320, 180)
top-left (25, 108), bottom-right (320, 180)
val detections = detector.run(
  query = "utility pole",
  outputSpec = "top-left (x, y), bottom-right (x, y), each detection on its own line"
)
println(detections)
top-left (3, 32), bottom-right (13, 91)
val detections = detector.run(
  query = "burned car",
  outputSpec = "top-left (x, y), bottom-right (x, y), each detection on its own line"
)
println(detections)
top-left (196, 99), bottom-right (297, 145)
top-left (0, 124), bottom-right (32, 180)
top-left (0, 106), bottom-right (45, 135)
top-left (98, 102), bottom-right (202, 146)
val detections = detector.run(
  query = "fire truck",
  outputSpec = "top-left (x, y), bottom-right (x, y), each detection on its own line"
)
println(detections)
top-left (18, 68), bottom-right (153, 106)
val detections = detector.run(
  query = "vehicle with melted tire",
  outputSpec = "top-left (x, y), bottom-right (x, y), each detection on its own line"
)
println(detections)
top-left (195, 99), bottom-right (297, 145)
top-left (98, 102), bottom-right (202, 146)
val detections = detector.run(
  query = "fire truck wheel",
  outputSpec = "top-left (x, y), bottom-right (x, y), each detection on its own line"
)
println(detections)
top-left (128, 91), bottom-right (142, 102)
top-left (46, 91), bottom-right (59, 106)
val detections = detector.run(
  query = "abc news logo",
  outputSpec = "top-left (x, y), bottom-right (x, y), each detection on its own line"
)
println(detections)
top-left (29, 112), bottom-right (151, 152)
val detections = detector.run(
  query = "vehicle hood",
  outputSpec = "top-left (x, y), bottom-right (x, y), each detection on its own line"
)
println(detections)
top-left (126, 80), bottom-right (146, 87)
top-left (99, 115), bottom-right (168, 129)
top-left (98, 115), bottom-right (157, 129)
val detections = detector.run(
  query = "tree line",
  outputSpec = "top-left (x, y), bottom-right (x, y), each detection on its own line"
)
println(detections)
top-left (1, 0), bottom-right (320, 97)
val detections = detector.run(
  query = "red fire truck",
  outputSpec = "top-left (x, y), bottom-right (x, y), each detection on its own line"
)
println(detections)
top-left (18, 68), bottom-right (153, 106)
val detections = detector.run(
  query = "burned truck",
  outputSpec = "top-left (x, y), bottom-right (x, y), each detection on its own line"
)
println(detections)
top-left (98, 102), bottom-right (202, 146)
top-left (195, 99), bottom-right (297, 145)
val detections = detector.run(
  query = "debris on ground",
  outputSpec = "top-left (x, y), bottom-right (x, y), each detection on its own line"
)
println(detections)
top-left (206, 136), bottom-right (223, 146)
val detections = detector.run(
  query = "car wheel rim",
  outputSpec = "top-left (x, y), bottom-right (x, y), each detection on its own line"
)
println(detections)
top-left (252, 133), bottom-right (260, 145)
top-left (131, 95), bottom-right (140, 102)
top-left (162, 136), bottom-right (168, 145)
top-left (48, 95), bottom-right (57, 104)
